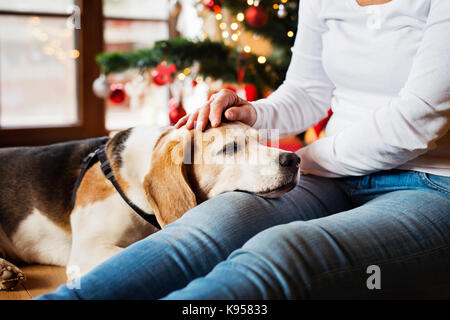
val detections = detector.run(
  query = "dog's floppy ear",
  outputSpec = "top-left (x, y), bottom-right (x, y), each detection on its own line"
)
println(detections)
top-left (144, 129), bottom-right (196, 227)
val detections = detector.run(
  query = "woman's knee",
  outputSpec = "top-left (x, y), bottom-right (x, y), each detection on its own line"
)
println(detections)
top-left (226, 221), bottom-right (346, 298)
top-left (171, 191), bottom-right (266, 228)
top-left (158, 192), bottom-right (276, 255)
top-left (221, 222), bottom-right (315, 298)
top-left (240, 220), bottom-right (316, 255)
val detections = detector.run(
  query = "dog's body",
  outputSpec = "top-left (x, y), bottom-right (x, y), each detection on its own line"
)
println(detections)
top-left (0, 123), bottom-right (300, 290)
top-left (0, 137), bottom-right (112, 266)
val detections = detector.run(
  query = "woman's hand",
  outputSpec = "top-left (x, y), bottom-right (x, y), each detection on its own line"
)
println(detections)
top-left (175, 89), bottom-right (257, 131)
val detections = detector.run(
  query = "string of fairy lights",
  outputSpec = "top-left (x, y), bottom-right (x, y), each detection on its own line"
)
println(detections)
top-left (206, 0), bottom-right (294, 66)
top-left (94, 0), bottom-right (299, 111)
top-left (28, 16), bottom-right (80, 62)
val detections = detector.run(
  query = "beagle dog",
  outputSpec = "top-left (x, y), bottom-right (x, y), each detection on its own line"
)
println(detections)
top-left (0, 122), bottom-right (300, 290)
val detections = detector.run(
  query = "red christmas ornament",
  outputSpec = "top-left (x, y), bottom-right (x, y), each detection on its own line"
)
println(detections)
top-left (245, 6), bottom-right (269, 28)
top-left (244, 84), bottom-right (258, 101)
top-left (109, 83), bottom-right (127, 104)
top-left (152, 63), bottom-right (177, 86)
top-left (203, 0), bottom-right (221, 13)
top-left (168, 98), bottom-right (187, 125)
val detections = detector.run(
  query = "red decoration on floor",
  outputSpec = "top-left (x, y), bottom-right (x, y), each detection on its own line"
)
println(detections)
top-left (245, 6), bottom-right (269, 28)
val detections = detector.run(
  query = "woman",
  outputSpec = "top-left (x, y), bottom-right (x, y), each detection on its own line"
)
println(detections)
top-left (38, 0), bottom-right (449, 299)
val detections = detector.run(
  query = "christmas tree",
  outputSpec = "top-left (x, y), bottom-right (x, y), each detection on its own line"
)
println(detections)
top-left (93, 0), bottom-right (327, 150)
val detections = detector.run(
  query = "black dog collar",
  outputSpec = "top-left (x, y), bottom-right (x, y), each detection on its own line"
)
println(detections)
top-left (71, 140), bottom-right (161, 230)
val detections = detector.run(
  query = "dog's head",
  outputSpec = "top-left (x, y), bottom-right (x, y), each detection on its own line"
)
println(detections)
top-left (107, 122), bottom-right (299, 227)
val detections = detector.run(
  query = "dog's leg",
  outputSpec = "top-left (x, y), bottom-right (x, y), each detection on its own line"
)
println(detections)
top-left (0, 258), bottom-right (26, 290)
top-left (66, 244), bottom-right (123, 282)
top-left (67, 194), bottom-right (155, 282)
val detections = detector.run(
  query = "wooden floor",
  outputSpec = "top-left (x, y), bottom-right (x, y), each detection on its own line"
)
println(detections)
top-left (0, 265), bottom-right (66, 300)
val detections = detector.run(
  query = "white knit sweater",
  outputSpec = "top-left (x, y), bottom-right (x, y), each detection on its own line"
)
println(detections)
top-left (252, 0), bottom-right (450, 177)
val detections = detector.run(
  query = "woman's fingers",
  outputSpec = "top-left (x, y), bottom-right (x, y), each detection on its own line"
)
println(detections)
top-left (224, 106), bottom-right (241, 121)
top-left (196, 103), bottom-right (211, 130)
top-left (209, 90), bottom-right (237, 127)
top-left (224, 104), bottom-right (257, 126)
top-left (185, 110), bottom-right (200, 130)
top-left (175, 89), bottom-right (254, 130)
top-left (174, 114), bottom-right (190, 128)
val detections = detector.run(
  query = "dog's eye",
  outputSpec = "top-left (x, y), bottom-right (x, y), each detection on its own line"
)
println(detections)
top-left (218, 141), bottom-right (240, 156)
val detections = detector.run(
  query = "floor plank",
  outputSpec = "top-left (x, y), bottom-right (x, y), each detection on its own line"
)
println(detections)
top-left (0, 265), bottom-right (66, 300)
top-left (0, 283), bottom-right (31, 300)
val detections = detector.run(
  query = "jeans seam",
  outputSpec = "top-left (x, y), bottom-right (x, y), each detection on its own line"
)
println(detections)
top-left (310, 242), bottom-right (450, 283)
top-left (418, 172), bottom-right (450, 195)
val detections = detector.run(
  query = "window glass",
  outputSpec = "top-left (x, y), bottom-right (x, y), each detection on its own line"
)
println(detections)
top-left (104, 19), bottom-right (169, 52)
top-left (0, 0), bottom-right (75, 14)
top-left (103, 0), bottom-right (169, 20)
top-left (0, 15), bottom-right (78, 128)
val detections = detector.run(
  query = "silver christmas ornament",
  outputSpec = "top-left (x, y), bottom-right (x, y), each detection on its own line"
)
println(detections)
top-left (92, 74), bottom-right (111, 99)
top-left (277, 4), bottom-right (287, 18)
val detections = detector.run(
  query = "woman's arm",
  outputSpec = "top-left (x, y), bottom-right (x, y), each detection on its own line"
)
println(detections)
top-left (298, 0), bottom-right (450, 177)
top-left (175, 0), bottom-right (332, 132)
top-left (252, 0), bottom-right (335, 137)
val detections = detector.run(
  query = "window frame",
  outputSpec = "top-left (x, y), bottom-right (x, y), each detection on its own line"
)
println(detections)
top-left (0, 0), bottom-right (106, 147)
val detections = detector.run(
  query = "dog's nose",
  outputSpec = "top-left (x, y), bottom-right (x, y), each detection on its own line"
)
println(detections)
top-left (279, 152), bottom-right (300, 169)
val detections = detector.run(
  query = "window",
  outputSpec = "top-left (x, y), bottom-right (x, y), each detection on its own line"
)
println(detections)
top-left (0, 0), bottom-right (172, 146)
top-left (0, 1), bottom-right (95, 146)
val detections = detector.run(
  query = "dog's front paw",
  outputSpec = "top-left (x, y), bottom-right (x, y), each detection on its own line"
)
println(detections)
top-left (0, 258), bottom-right (25, 290)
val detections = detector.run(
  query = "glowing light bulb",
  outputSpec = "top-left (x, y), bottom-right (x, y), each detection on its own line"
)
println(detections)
top-left (244, 46), bottom-right (251, 53)
top-left (215, 13), bottom-right (222, 20)
top-left (287, 30), bottom-right (294, 37)
top-left (230, 23), bottom-right (238, 30)
top-left (257, 56), bottom-right (267, 64)
top-left (30, 16), bottom-right (40, 25)
top-left (231, 33), bottom-right (239, 41)
top-left (71, 49), bottom-right (80, 59)
top-left (237, 12), bottom-right (245, 22)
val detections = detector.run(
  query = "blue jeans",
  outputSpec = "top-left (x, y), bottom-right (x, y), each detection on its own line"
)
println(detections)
top-left (36, 170), bottom-right (450, 299)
